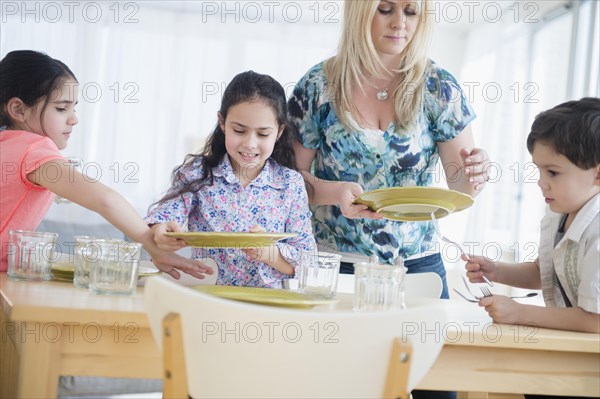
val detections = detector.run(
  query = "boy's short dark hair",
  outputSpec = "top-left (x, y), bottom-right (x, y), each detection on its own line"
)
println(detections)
top-left (527, 97), bottom-right (600, 169)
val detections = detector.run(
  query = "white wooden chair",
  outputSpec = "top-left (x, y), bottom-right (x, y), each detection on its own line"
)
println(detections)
top-left (404, 272), bottom-right (443, 298)
top-left (286, 272), bottom-right (443, 298)
top-left (145, 277), bottom-right (447, 399)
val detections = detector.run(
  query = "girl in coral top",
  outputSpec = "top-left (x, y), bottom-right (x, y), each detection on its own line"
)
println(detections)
top-left (0, 50), bottom-right (213, 280)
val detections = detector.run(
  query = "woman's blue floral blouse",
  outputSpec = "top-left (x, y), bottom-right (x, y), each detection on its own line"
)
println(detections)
top-left (288, 60), bottom-right (475, 263)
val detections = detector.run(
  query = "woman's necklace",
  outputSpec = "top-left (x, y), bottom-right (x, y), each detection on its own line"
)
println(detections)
top-left (365, 74), bottom-right (397, 101)
top-left (375, 88), bottom-right (389, 101)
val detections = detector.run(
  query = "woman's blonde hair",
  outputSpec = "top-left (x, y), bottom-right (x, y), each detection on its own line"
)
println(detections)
top-left (324, 0), bottom-right (433, 130)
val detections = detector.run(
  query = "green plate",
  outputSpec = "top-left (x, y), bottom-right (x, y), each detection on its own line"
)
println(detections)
top-left (165, 232), bottom-right (297, 248)
top-left (193, 285), bottom-right (338, 309)
top-left (354, 186), bottom-right (474, 221)
top-left (51, 263), bottom-right (161, 281)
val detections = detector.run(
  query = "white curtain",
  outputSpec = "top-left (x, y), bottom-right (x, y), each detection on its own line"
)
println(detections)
top-left (1, 1), bottom-right (342, 222)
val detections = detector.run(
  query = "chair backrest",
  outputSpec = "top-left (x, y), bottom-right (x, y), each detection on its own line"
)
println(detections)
top-left (145, 277), bottom-right (447, 399)
top-left (285, 272), bottom-right (443, 298)
top-left (405, 272), bottom-right (443, 298)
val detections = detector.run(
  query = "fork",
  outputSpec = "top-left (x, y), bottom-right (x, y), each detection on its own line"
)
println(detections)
top-left (453, 288), bottom-right (478, 302)
top-left (431, 212), bottom-right (494, 287)
top-left (431, 211), bottom-right (467, 257)
top-left (480, 285), bottom-right (493, 298)
top-left (461, 275), bottom-right (482, 300)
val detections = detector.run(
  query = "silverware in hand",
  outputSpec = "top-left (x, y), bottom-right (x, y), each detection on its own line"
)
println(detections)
top-left (431, 212), bottom-right (494, 287)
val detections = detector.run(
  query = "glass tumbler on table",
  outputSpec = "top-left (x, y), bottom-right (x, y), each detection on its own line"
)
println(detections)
top-left (297, 252), bottom-right (341, 298)
top-left (73, 236), bottom-right (100, 288)
top-left (87, 239), bottom-right (142, 295)
top-left (7, 230), bottom-right (59, 281)
top-left (353, 256), bottom-right (407, 311)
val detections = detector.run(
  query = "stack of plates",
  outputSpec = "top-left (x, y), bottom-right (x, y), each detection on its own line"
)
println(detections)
top-left (50, 262), bottom-right (161, 282)
top-left (51, 263), bottom-right (76, 281)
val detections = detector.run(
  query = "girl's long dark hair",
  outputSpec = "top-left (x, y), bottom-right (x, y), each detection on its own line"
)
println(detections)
top-left (151, 71), bottom-right (298, 210)
top-left (0, 50), bottom-right (77, 128)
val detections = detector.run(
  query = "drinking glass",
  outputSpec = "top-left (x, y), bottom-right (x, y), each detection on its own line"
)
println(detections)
top-left (73, 236), bottom-right (99, 288)
top-left (87, 239), bottom-right (142, 295)
top-left (297, 252), bottom-right (341, 298)
top-left (353, 257), bottom-right (407, 311)
top-left (7, 230), bottom-right (59, 281)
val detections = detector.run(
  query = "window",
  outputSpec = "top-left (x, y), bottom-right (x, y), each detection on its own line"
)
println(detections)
top-left (461, 1), bottom-right (596, 264)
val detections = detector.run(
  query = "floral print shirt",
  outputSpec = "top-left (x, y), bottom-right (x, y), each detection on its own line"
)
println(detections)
top-left (288, 60), bottom-right (475, 263)
top-left (145, 156), bottom-right (316, 288)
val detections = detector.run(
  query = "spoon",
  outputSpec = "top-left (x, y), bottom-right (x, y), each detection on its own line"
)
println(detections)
top-left (453, 289), bottom-right (538, 303)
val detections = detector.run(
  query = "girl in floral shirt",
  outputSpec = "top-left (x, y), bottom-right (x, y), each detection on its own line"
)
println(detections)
top-left (146, 71), bottom-right (316, 288)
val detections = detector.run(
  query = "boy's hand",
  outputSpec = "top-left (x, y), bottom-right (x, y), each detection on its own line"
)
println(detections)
top-left (243, 225), bottom-right (279, 265)
top-left (479, 295), bottom-right (522, 324)
top-left (152, 222), bottom-right (187, 251)
top-left (464, 254), bottom-right (496, 283)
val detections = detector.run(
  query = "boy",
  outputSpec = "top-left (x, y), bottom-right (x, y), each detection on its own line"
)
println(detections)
top-left (465, 97), bottom-right (599, 333)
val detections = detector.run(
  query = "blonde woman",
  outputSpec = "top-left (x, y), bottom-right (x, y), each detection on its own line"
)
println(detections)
top-left (289, 0), bottom-right (489, 303)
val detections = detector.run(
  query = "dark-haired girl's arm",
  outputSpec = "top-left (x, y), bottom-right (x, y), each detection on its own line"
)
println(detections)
top-left (150, 222), bottom-right (188, 251)
top-left (243, 225), bottom-right (294, 276)
top-left (27, 161), bottom-right (213, 280)
top-left (273, 170), bottom-right (317, 277)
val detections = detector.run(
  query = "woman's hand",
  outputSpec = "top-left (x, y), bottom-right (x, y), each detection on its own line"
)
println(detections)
top-left (339, 182), bottom-right (383, 220)
top-left (151, 222), bottom-right (187, 251)
top-left (464, 254), bottom-right (496, 283)
top-left (461, 147), bottom-right (490, 191)
top-left (438, 127), bottom-right (490, 196)
top-left (479, 295), bottom-right (522, 324)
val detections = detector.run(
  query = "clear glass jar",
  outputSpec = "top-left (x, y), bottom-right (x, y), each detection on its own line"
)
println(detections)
top-left (353, 256), bottom-right (407, 311)
top-left (297, 252), bottom-right (341, 298)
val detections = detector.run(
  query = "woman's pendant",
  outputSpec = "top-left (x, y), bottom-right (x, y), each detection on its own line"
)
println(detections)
top-left (376, 89), bottom-right (389, 101)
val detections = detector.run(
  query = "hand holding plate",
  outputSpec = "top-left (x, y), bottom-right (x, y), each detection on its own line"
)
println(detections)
top-left (342, 182), bottom-right (383, 220)
top-left (152, 221), bottom-right (188, 251)
top-left (354, 187), bottom-right (473, 222)
top-left (243, 225), bottom-right (274, 262)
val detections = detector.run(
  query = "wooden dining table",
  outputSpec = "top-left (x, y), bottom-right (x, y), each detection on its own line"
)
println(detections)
top-left (1, 273), bottom-right (599, 398)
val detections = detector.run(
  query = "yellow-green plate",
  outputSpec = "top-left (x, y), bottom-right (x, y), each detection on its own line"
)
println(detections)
top-left (193, 285), bottom-right (338, 309)
top-left (51, 263), bottom-right (161, 281)
top-left (51, 262), bottom-right (75, 281)
top-left (354, 187), bottom-right (473, 221)
top-left (165, 232), bottom-right (297, 248)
